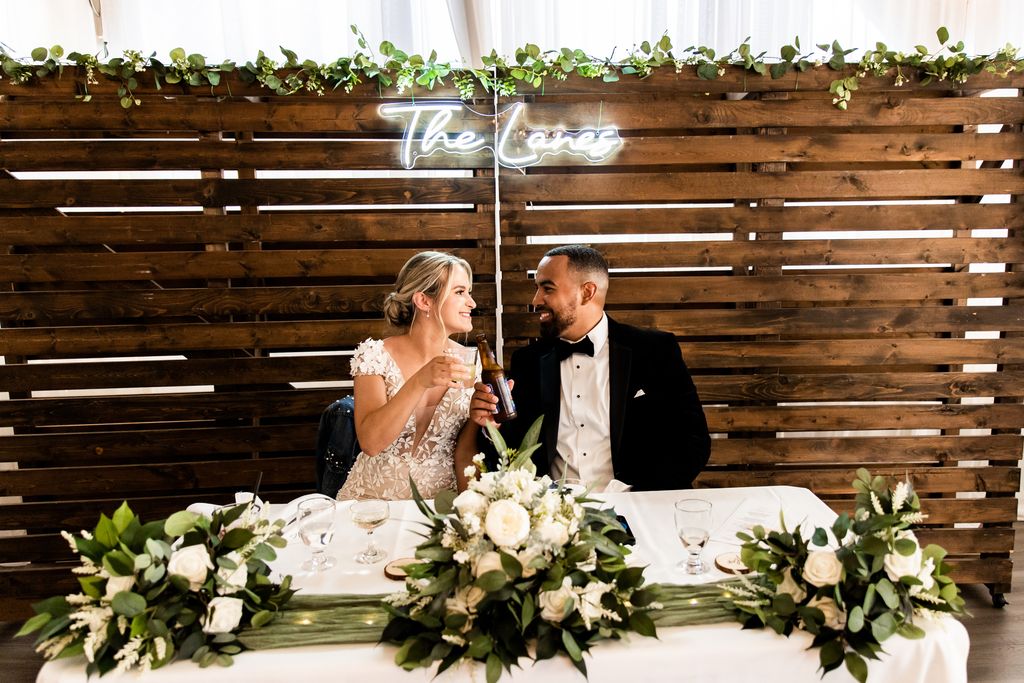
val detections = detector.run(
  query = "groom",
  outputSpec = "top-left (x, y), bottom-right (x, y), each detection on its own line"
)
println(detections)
top-left (468, 244), bottom-right (710, 491)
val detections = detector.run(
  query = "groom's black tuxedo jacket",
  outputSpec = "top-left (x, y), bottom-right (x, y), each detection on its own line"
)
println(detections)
top-left (492, 317), bottom-right (711, 491)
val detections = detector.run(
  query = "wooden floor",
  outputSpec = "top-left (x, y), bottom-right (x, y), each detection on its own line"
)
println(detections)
top-left (3, 529), bottom-right (1023, 682)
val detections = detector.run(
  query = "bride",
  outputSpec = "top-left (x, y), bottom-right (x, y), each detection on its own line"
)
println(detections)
top-left (336, 251), bottom-right (479, 500)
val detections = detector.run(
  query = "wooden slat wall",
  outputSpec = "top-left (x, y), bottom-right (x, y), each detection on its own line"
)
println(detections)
top-left (1, 68), bottom-right (1022, 615)
top-left (0, 91), bottom-right (497, 616)
top-left (498, 81), bottom-right (1023, 592)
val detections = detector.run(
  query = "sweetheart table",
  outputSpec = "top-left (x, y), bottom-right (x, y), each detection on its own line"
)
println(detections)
top-left (37, 485), bottom-right (968, 682)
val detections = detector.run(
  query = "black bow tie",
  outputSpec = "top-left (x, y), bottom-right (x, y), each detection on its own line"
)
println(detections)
top-left (555, 336), bottom-right (594, 361)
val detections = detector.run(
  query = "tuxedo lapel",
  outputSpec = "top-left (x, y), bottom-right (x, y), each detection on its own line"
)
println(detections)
top-left (538, 347), bottom-right (561, 466)
top-left (608, 321), bottom-right (631, 460)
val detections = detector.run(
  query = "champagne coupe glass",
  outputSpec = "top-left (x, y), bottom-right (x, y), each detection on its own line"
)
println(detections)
top-left (674, 499), bottom-right (712, 574)
top-left (351, 499), bottom-right (390, 564)
top-left (298, 497), bottom-right (337, 572)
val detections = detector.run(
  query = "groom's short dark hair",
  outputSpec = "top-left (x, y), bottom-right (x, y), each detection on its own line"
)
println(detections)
top-left (544, 244), bottom-right (608, 277)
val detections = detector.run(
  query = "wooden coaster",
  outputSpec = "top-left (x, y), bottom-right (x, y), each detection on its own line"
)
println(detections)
top-left (384, 558), bottom-right (421, 581)
top-left (714, 552), bottom-right (751, 575)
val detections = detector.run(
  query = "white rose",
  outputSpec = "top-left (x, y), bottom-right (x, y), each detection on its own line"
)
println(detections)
top-left (776, 567), bottom-right (806, 603)
top-left (575, 581), bottom-right (612, 628)
top-left (484, 499), bottom-right (531, 549)
top-left (535, 518), bottom-right (570, 548)
top-left (216, 551), bottom-right (248, 595)
top-left (473, 551), bottom-right (505, 578)
top-left (917, 557), bottom-right (936, 591)
top-left (538, 578), bottom-right (578, 623)
top-left (104, 575), bottom-right (135, 601)
top-left (203, 596), bottom-right (244, 634)
top-left (802, 550), bottom-right (843, 587)
top-left (167, 544), bottom-right (214, 591)
top-left (517, 547), bottom-right (546, 578)
top-left (453, 490), bottom-right (488, 518)
top-left (884, 532), bottom-right (923, 582)
top-left (473, 473), bottom-right (498, 497)
top-left (447, 585), bottom-right (487, 617)
top-left (807, 595), bottom-right (846, 631)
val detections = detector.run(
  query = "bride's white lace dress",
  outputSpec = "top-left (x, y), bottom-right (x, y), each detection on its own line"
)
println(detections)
top-left (336, 338), bottom-right (472, 501)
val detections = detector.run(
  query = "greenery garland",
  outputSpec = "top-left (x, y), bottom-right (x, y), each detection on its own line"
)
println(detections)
top-left (0, 26), bottom-right (1020, 110)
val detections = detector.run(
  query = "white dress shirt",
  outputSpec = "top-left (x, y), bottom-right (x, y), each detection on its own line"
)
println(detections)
top-left (551, 314), bottom-right (614, 489)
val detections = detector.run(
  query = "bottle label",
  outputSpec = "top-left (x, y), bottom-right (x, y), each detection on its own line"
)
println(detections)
top-left (487, 380), bottom-right (516, 417)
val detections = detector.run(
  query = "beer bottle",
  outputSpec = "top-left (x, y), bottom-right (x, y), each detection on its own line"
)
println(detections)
top-left (475, 333), bottom-right (517, 423)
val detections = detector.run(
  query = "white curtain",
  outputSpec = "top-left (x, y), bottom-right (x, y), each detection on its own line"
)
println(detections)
top-left (2, 0), bottom-right (1020, 64)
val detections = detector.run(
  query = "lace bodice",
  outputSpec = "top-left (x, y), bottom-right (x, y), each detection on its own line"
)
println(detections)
top-left (336, 338), bottom-right (474, 501)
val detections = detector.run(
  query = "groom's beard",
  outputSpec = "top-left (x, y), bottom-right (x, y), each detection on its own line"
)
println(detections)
top-left (537, 304), bottom-right (576, 339)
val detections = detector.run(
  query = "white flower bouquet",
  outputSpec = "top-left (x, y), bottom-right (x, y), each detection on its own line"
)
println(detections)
top-left (17, 501), bottom-right (295, 676)
top-left (381, 417), bottom-right (659, 682)
top-left (729, 469), bottom-right (966, 682)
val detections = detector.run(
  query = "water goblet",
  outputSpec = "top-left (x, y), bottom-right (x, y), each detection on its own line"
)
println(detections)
top-left (297, 497), bottom-right (337, 572)
top-left (351, 499), bottom-right (390, 564)
top-left (674, 498), bottom-right (712, 574)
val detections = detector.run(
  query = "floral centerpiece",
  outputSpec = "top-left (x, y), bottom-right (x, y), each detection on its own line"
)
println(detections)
top-left (381, 417), bottom-right (659, 682)
top-left (17, 501), bottom-right (295, 675)
top-left (729, 469), bottom-right (966, 682)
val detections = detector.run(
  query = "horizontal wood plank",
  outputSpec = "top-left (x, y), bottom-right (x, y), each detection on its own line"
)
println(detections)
top-left (823, 497), bottom-right (1018, 525)
top-left (0, 388), bottom-right (343, 427)
top-left (0, 177), bottom-right (494, 207)
top-left (501, 169), bottom-right (1024, 203)
top-left (0, 247), bottom-right (494, 283)
top-left (704, 404), bottom-right (1024, 432)
top-left (3, 132), bottom-right (1021, 171)
top-left (505, 305), bottom-right (1024, 339)
top-left (0, 212), bottom-right (494, 246)
top-left (708, 434), bottom-right (1024, 465)
top-left (0, 318), bottom-right (497, 356)
top-left (500, 238), bottom-right (1024, 271)
top-left (501, 272), bottom-right (1024, 306)
top-left (503, 204), bottom-right (1024, 235)
top-left (0, 284), bottom-right (497, 323)
top-left (0, 457), bottom-right (315, 497)
top-left (694, 466), bottom-right (1020, 494)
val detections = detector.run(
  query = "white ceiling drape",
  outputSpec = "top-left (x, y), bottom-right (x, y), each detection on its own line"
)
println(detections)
top-left (1, 0), bottom-right (1020, 67)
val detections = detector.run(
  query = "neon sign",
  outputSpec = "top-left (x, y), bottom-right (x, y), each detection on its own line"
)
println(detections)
top-left (378, 101), bottom-right (622, 169)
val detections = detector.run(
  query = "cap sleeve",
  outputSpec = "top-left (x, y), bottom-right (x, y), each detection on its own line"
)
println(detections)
top-left (350, 338), bottom-right (388, 377)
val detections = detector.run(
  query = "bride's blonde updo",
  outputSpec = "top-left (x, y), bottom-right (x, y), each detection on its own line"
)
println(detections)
top-left (382, 251), bottom-right (473, 328)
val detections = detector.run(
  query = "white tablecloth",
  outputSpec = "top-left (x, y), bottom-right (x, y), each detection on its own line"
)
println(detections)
top-left (38, 486), bottom-right (969, 683)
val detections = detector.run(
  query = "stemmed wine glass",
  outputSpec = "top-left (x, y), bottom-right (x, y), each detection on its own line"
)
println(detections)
top-left (351, 499), bottom-right (390, 564)
top-left (674, 498), bottom-right (712, 574)
top-left (298, 497), bottom-right (337, 572)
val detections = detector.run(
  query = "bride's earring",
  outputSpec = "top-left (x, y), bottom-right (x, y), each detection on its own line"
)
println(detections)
top-left (426, 310), bottom-right (430, 319)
